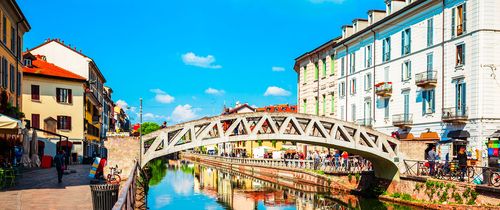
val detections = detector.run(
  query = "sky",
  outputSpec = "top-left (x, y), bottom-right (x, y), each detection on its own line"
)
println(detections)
top-left (18, 0), bottom-right (385, 124)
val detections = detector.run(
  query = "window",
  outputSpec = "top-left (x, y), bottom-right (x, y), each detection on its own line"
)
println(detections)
top-left (366, 45), bottom-right (372, 67)
top-left (57, 116), bottom-right (72, 130)
top-left (31, 114), bottom-right (40, 129)
top-left (330, 93), bottom-right (334, 113)
top-left (401, 28), bottom-right (411, 55)
top-left (10, 27), bottom-right (15, 53)
top-left (384, 98), bottom-right (390, 119)
top-left (341, 57), bottom-right (345, 76)
top-left (314, 62), bottom-right (319, 80)
top-left (427, 18), bottom-right (434, 46)
top-left (322, 95), bottom-right (326, 115)
top-left (455, 79), bottom-right (466, 114)
top-left (23, 59), bottom-right (31, 67)
top-left (31, 85), bottom-right (40, 100)
top-left (56, 88), bottom-right (73, 103)
top-left (422, 89), bottom-right (435, 114)
top-left (339, 81), bottom-right (346, 97)
top-left (9, 65), bottom-right (14, 92)
top-left (350, 78), bottom-right (357, 95)
top-left (452, 4), bottom-right (467, 36)
top-left (303, 66), bottom-right (307, 83)
top-left (2, 16), bottom-right (6, 44)
top-left (349, 53), bottom-right (355, 74)
top-left (302, 99), bottom-right (307, 113)
top-left (1, 57), bottom-right (6, 88)
top-left (382, 37), bottom-right (391, 62)
top-left (365, 73), bottom-right (372, 91)
top-left (351, 104), bottom-right (356, 122)
top-left (330, 55), bottom-right (335, 75)
top-left (401, 60), bottom-right (412, 81)
top-left (322, 59), bottom-right (326, 77)
top-left (427, 53), bottom-right (433, 72)
top-left (456, 43), bottom-right (465, 66)
top-left (340, 106), bottom-right (345, 120)
top-left (315, 97), bottom-right (319, 115)
top-left (16, 72), bottom-right (20, 96)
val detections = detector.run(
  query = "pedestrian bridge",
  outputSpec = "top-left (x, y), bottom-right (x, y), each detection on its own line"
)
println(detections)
top-left (141, 112), bottom-right (402, 180)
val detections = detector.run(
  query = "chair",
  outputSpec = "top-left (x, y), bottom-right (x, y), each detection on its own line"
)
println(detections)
top-left (0, 169), bottom-right (5, 189)
top-left (4, 168), bottom-right (15, 187)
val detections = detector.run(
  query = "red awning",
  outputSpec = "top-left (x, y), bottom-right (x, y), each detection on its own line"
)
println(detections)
top-left (57, 140), bottom-right (73, 148)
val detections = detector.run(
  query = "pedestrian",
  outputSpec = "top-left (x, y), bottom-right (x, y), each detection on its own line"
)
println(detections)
top-left (341, 151), bottom-right (349, 171)
top-left (54, 150), bottom-right (65, 183)
top-left (161, 121), bottom-right (167, 128)
top-left (427, 146), bottom-right (437, 176)
top-left (457, 147), bottom-right (468, 181)
top-left (313, 151), bottom-right (320, 170)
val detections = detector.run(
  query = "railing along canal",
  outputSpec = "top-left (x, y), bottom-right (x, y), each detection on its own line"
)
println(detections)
top-left (112, 161), bottom-right (141, 210)
top-left (184, 153), bottom-right (372, 173)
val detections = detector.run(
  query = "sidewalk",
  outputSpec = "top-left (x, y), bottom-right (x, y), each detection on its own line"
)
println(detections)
top-left (0, 165), bottom-right (93, 210)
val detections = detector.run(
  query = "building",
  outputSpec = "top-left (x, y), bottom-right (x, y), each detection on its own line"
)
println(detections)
top-left (255, 104), bottom-right (297, 113)
top-left (22, 53), bottom-right (86, 158)
top-left (295, 0), bottom-right (500, 164)
top-left (29, 39), bottom-right (107, 157)
top-left (113, 105), bottom-right (129, 132)
top-left (101, 86), bottom-right (114, 138)
top-left (0, 0), bottom-right (30, 117)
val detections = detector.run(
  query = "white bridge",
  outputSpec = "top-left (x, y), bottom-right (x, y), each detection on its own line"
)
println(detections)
top-left (141, 112), bottom-right (403, 180)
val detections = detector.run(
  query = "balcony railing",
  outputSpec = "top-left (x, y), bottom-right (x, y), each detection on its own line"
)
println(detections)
top-left (415, 71), bottom-right (438, 88)
top-left (392, 113), bottom-right (413, 127)
top-left (375, 82), bottom-right (392, 97)
top-left (442, 107), bottom-right (468, 123)
top-left (356, 118), bottom-right (374, 127)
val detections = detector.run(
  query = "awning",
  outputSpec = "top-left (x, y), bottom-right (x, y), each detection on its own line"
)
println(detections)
top-left (416, 131), bottom-right (440, 141)
top-left (0, 114), bottom-right (23, 134)
top-left (489, 130), bottom-right (500, 138)
top-left (447, 130), bottom-right (470, 139)
top-left (399, 133), bottom-right (414, 140)
top-left (57, 140), bottom-right (73, 148)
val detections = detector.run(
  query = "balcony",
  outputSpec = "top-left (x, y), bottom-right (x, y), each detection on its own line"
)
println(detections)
top-left (375, 82), bottom-right (392, 97)
top-left (356, 118), bottom-right (374, 127)
top-left (442, 107), bottom-right (468, 123)
top-left (392, 114), bottom-right (413, 128)
top-left (415, 71), bottom-right (437, 88)
top-left (92, 115), bottom-right (100, 124)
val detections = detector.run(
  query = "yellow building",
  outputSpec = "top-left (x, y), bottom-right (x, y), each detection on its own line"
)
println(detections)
top-left (0, 0), bottom-right (30, 114)
top-left (22, 53), bottom-right (86, 159)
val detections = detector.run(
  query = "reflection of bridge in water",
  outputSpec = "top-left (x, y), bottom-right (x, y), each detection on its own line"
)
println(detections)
top-left (190, 160), bottom-right (363, 210)
top-left (144, 112), bottom-right (402, 180)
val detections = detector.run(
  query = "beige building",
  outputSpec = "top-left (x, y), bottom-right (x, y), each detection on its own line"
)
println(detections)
top-left (22, 52), bottom-right (86, 159)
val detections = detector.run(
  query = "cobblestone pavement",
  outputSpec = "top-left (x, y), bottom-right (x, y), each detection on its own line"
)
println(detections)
top-left (0, 165), bottom-right (93, 210)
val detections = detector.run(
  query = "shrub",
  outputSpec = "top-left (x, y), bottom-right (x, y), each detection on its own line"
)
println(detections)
top-left (348, 173), bottom-right (353, 182)
top-left (355, 173), bottom-right (361, 183)
top-left (439, 191), bottom-right (448, 203)
top-left (391, 192), bottom-right (401, 198)
top-left (453, 192), bottom-right (463, 204)
top-left (401, 193), bottom-right (412, 201)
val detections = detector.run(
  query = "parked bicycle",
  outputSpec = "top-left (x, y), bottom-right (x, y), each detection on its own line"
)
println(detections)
top-left (106, 165), bottom-right (122, 184)
top-left (490, 169), bottom-right (500, 187)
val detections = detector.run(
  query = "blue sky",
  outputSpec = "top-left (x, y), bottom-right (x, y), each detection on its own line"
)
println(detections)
top-left (19, 0), bottom-right (385, 124)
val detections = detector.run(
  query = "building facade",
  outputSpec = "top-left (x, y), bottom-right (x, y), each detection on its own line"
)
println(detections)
top-left (255, 104), bottom-right (297, 113)
top-left (295, 0), bottom-right (500, 164)
top-left (29, 39), bottom-right (107, 157)
top-left (0, 0), bottom-right (30, 115)
top-left (22, 53), bottom-right (86, 158)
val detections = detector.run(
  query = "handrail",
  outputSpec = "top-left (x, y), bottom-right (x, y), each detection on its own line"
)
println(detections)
top-left (112, 160), bottom-right (140, 210)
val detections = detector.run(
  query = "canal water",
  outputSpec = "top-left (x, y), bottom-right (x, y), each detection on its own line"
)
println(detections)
top-left (147, 159), bottom-right (414, 210)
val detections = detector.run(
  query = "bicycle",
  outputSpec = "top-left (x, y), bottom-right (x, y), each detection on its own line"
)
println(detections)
top-left (106, 165), bottom-right (122, 184)
top-left (490, 169), bottom-right (500, 187)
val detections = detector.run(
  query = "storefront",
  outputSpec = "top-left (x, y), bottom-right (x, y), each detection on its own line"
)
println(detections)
top-left (487, 130), bottom-right (500, 168)
top-left (0, 114), bottom-right (24, 167)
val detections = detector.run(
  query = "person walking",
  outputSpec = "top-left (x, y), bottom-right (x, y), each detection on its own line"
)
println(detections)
top-left (427, 146), bottom-right (437, 176)
top-left (457, 147), bottom-right (468, 181)
top-left (54, 150), bottom-right (65, 183)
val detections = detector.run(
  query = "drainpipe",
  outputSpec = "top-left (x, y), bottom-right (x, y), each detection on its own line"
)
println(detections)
top-left (371, 29), bottom-right (377, 123)
top-left (343, 43), bottom-right (349, 121)
top-left (441, 0), bottom-right (445, 117)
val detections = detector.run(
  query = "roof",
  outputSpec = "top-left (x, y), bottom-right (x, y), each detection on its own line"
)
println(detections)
top-left (23, 54), bottom-right (87, 81)
top-left (223, 104), bottom-right (255, 115)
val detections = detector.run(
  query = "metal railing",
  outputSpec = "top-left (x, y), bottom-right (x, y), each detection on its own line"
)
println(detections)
top-left (184, 153), bottom-right (372, 174)
top-left (375, 82), bottom-right (392, 96)
top-left (442, 107), bottom-right (468, 121)
top-left (415, 71), bottom-right (437, 85)
top-left (402, 159), bottom-right (500, 188)
top-left (356, 118), bottom-right (374, 127)
top-left (112, 161), bottom-right (140, 210)
top-left (392, 113), bottom-right (413, 126)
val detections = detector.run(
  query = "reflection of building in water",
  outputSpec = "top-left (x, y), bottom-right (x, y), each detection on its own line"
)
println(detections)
top-left (217, 171), bottom-right (233, 208)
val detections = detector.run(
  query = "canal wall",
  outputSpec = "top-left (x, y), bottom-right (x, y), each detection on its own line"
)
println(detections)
top-left (104, 136), bottom-right (140, 178)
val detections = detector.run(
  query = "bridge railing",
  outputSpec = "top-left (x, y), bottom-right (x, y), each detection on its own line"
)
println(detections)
top-left (183, 152), bottom-right (372, 173)
top-left (112, 160), bottom-right (140, 210)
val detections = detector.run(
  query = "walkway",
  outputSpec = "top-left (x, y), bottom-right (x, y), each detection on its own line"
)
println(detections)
top-left (0, 165), bottom-right (92, 210)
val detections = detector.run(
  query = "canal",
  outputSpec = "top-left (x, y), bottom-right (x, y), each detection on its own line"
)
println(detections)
top-left (147, 159), bottom-right (415, 210)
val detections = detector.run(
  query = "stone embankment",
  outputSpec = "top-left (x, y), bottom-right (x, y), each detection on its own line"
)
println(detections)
top-left (104, 136), bottom-right (140, 180)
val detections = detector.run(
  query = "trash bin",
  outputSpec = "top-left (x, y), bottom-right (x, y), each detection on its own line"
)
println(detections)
top-left (90, 184), bottom-right (120, 210)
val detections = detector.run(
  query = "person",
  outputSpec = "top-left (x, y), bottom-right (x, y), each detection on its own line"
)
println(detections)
top-left (427, 146), bottom-right (437, 176)
top-left (313, 151), bottom-right (320, 170)
top-left (341, 151), bottom-right (349, 171)
top-left (161, 121), bottom-right (167, 129)
top-left (54, 150), bottom-right (65, 183)
top-left (334, 150), bottom-right (340, 169)
top-left (457, 146), bottom-right (468, 181)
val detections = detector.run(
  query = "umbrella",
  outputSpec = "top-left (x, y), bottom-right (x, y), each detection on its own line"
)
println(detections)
top-left (20, 129), bottom-right (31, 167)
top-left (30, 130), bottom-right (40, 167)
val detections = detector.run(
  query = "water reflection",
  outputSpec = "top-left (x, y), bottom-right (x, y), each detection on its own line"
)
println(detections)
top-left (147, 160), bottom-right (410, 210)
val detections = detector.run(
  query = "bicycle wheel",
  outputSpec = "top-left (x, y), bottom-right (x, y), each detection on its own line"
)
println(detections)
top-left (467, 167), bottom-right (475, 179)
top-left (491, 172), bottom-right (500, 187)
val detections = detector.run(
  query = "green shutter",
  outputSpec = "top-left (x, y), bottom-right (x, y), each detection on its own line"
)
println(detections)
top-left (330, 56), bottom-right (335, 75)
top-left (331, 94), bottom-right (334, 113)
top-left (452, 8), bottom-right (456, 37)
top-left (314, 63), bottom-right (319, 80)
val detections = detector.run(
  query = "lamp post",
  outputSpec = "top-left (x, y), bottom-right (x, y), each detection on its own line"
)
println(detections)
top-left (139, 98), bottom-right (143, 166)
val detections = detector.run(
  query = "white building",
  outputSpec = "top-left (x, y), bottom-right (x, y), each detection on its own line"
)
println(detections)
top-left (295, 0), bottom-right (500, 164)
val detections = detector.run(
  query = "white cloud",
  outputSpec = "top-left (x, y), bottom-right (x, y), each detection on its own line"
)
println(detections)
top-left (309, 0), bottom-right (346, 3)
top-left (150, 89), bottom-right (175, 104)
top-left (204, 88), bottom-right (225, 95)
top-left (271, 66), bottom-right (285, 72)
top-left (181, 52), bottom-right (222, 69)
top-left (264, 86), bottom-right (291, 97)
top-left (115, 99), bottom-right (128, 109)
top-left (143, 112), bottom-right (168, 121)
top-left (170, 104), bottom-right (199, 123)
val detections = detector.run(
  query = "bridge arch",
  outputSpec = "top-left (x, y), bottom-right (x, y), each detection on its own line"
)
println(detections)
top-left (141, 112), bottom-right (402, 180)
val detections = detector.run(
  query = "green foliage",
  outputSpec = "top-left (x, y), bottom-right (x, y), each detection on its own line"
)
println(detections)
top-left (453, 192), bottom-right (463, 204)
top-left (257, 140), bottom-right (263, 146)
top-left (148, 159), bottom-right (167, 186)
top-left (355, 173), bottom-right (361, 183)
top-left (348, 173), bottom-right (353, 182)
top-left (401, 193), bottom-right (412, 201)
top-left (391, 192), bottom-right (401, 198)
top-left (439, 191), bottom-right (448, 203)
top-left (141, 122), bottom-right (161, 135)
top-left (271, 140), bottom-right (277, 148)
top-left (180, 164), bottom-right (194, 175)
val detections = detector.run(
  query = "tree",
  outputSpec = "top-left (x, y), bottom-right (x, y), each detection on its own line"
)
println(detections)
top-left (141, 122), bottom-right (161, 135)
